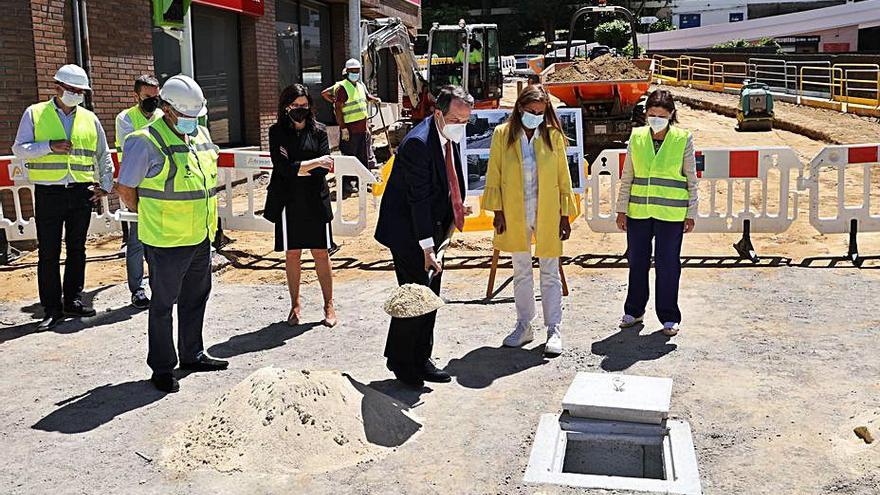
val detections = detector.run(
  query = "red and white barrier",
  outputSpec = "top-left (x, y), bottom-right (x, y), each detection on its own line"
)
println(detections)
top-left (1, 149), bottom-right (377, 241)
top-left (587, 147), bottom-right (803, 236)
top-left (800, 144), bottom-right (880, 234)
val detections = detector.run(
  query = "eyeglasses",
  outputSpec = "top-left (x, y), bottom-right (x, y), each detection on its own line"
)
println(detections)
top-left (57, 83), bottom-right (85, 95)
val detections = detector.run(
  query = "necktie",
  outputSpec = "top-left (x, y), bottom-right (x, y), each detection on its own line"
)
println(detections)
top-left (445, 141), bottom-right (465, 232)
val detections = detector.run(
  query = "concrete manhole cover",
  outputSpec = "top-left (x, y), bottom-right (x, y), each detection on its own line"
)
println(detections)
top-left (524, 372), bottom-right (702, 495)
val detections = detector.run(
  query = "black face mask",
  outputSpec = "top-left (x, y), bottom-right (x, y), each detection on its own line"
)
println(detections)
top-left (288, 107), bottom-right (311, 124)
top-left (140, 96), bottom-right (159, 114)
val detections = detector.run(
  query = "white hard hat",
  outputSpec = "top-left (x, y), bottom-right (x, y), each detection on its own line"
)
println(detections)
top-left (159, 74), bottom-right (207, 117)
top-left (345, 58), bottom-right (362, 70)
top-left (54, 64), bottom-right (91, 91)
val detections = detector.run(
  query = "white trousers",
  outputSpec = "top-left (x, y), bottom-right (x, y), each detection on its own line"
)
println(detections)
top-left (511, 250), bottom-right (562, 330)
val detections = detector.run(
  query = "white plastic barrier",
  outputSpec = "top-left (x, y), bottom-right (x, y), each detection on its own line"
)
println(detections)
top-left (800, 143), bottom-right (880, 233)
top-left (587, 147), bottom-right (802, 237)
top-left (216, 150), bottom-right (376, 237)
top-left (1, 155), bottom-right (122, 241)
top-left (1, 150), bottom-right (377, 241)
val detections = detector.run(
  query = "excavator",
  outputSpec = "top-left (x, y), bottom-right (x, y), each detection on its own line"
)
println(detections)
top-left (360, 17), bottom-right (503, 145)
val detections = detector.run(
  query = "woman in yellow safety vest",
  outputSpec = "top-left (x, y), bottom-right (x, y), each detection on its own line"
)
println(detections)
top-left (616, 89), bottom-right (698, 337)
top-left (484, 84), bottom-right (576, 356)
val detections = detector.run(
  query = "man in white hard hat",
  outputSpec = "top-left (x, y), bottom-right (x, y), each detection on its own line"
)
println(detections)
top-left (322, 57), bottom-right (380, 198)
top-left (115, 74), bottom-right (228, 393)
top-left (12, 64), bottom-right (114, 331)
top-left (115, 74), bottom-right (162, 311)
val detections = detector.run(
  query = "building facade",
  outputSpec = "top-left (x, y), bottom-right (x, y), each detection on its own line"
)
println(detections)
top-left (1, 0), bottom-right (420, 153)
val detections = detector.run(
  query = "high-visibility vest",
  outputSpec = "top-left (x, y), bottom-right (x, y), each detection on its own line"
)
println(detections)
top-left (340, 79), bottom-right (369, 124)
top-left (133, 118), bottom-right (219, 248)
top-left (116, 105), bottom-right (162, 159)
top-left (454, 48), bottom-right (483, 64)
top-left (25, 100), bottom-right (98, 184)
top-left (627, 125), bottom-right (691, 222)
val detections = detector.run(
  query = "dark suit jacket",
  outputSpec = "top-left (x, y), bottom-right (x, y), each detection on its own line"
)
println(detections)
top-left (375, 116), bottom-right (466, 251)
top-left (264, 121), bottom-right (333, 224)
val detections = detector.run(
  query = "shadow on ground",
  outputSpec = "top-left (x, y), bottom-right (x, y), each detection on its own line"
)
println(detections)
top-left (207, 321), bottom-right (322, 359)
top-left (345, 375), bottom-right (423, 448)
top-left (32, 380), bottom-right (165, 434)
top-left (445, 345), bottom-right (548, 389)
top-left (590, 324), bottom-right (677, 372)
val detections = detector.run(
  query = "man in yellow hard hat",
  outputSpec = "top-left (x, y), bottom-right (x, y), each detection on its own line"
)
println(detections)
top-left (115, 74), bottom-right (228, 393)
top-left (12, 64), bottom-right (114, 331)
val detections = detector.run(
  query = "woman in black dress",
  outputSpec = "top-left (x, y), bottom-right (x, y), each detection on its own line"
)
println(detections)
top-left (265, 84), bottom-right (337, 327)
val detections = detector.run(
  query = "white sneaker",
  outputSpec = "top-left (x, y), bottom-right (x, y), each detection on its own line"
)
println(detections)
top-left (662, 322), bottom-right (680, 336)
top-left (619, 314), bottom-right (644, 328)
top-left (503, 321), bottom-right (534, 347)
top-left (544, 326), bottom-right (563, 356)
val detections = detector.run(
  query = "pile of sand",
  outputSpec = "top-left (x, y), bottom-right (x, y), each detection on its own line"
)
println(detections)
top-left (546, 55), bottom-right (648, 82)
top-left (384, 284), bottom-right (444, 318)
top-left (162, 368), bottom-right (421, 475)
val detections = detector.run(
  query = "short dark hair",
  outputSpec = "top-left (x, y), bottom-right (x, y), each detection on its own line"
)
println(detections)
top-left (435, 85), bottom-right (474, 115)
top-left (645, 89), bottom-right (678, 123)
top-left (134, 75), bottom-right (159, 94)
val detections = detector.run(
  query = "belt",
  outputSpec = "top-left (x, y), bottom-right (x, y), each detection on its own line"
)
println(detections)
top-left (34, 182), bottom-right (92, 190)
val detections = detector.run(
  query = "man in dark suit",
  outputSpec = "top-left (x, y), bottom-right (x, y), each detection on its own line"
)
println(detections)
top-left (375, 86), bottom-right (474, 388)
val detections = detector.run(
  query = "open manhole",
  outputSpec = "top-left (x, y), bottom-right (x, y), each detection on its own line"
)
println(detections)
top-left (524, 373), bottom-right (702, 495)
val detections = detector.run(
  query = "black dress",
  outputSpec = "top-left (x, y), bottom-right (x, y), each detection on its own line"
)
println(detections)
top-left (265, 121), bottom-right (334, 251)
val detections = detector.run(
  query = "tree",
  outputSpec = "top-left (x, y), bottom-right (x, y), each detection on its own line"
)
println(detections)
top-left (595, 20), bottom-right (631, 50)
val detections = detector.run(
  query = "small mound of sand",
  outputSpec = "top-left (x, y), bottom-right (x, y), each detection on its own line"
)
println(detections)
top-left (546, 54), bottom-right (648, 82)
top-left (384, 284), bottom-right (444, 318)
top-left (162, 368), bottom-right (421, 475)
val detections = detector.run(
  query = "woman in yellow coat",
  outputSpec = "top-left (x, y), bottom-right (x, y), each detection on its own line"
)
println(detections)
top-left (483, 85), bottom-right (576, 356)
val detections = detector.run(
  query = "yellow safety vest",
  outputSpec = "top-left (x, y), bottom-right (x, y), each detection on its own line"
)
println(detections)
top-left (341, 79), bottom-right (369, 124)
top-left (133, 118), bottom-right (219, 248)
top-left (116, 105), bottom-right (162, 159)
top-left (26, 100), bottom-right (97, 184)
top-left (627, 125), bottom-right (691, 222)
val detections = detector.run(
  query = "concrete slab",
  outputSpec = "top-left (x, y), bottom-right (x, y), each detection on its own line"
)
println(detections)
top-left (562, 372), bottom-right (673, 424)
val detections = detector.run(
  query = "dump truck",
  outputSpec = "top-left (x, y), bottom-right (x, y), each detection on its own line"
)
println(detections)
top-left (539, 3), bottom-right (654, 161)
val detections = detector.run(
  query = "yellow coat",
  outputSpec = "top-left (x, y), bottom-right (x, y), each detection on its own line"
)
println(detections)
top-left (483, 123), bottom-right (575, 258)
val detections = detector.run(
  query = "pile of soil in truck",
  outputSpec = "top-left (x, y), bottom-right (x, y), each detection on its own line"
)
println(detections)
top-left (545, 54), bottom-right (648, 82)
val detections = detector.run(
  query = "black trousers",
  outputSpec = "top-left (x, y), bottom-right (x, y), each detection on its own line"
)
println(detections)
top-left (143, 239), bottom-right (212, 375)
top-left (384, 244), bottom-right (443, 367)
top-left (34, 184), bottom-right (93, 316)
top-left (625, 217), bottom-right (685, 324)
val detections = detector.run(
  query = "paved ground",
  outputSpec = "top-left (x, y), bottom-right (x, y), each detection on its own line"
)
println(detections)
top-left (2, 259), bottom-right (879, 494)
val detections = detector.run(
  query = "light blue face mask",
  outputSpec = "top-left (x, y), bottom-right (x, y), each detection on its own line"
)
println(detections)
top-left (175, 116), bottom-right (199, 136)
top-left (347, 72), bottom-right (360, 82)
top-left (521, 110), bottom-right (544, 130)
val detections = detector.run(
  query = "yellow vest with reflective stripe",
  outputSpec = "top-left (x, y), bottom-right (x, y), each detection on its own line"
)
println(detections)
top-left (134, 118), bottom-right (219, 248)
top-left (116, 105), bottom-right (162, 149)
top-left (26, 100), bottom-right (97, 183)
top-left (341, 80), bottom-right (369, 124)
top-left (627, 125), bottom-right (690, 222)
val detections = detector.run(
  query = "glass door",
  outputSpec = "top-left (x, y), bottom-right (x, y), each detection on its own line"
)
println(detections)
top-left (300, 1), bottom-right (334, 124)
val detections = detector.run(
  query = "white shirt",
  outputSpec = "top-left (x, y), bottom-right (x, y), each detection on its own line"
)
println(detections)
top-left (12, 98), bottom-right (114, 192)
top-left (520, 131), bottom-right (539, 231)
top-left (418, 126), bottom-right (451, 251)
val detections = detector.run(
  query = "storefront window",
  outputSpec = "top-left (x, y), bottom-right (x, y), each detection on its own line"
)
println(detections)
top-left (275, 0), bottom-right (335, 124)
top-left (192, 5), bottom-right (243, 145)
top-left (276, 0), bottom-right (301, 91)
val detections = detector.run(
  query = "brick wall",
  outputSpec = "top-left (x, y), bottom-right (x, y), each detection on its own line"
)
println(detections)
top-left (86, 0), bottom-right (155, 148)
top-left (0, 1), bottom-right (38, 153)
top-left (240, 0), bottom-right (278, 149)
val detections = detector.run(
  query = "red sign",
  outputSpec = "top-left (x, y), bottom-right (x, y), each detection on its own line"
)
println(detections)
top-left (822, 42), bottom-right (850, 53)
top-left (193, 0), bottom-right (263, 16)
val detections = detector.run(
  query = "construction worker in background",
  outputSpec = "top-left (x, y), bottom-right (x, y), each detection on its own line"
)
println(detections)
top-left (12, 64), bottom-right (114, 331)
top-left (115, 75), bottom-right (228, 393)
top-left (115, 75), bottom-right (162, 310)
top-left (322, 58), bottom-right (379, 198)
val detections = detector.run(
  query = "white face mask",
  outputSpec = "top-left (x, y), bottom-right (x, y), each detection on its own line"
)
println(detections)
top-left (439, 113), bottom-right (466, 143)
top-left (647, 116), bottom-right (669, 133)
top-left (60, 90), bottom-right (84, 107)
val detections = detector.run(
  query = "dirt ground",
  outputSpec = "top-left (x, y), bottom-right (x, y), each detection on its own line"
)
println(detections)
top-left (2, 85), bottom-right (880, 494)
